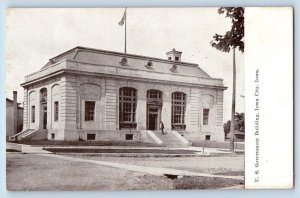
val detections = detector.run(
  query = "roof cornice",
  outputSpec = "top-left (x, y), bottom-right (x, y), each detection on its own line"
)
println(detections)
top-left (21, 68), bottom-right (227, 90)
top-left (49, 46), bottom-right (199, 68)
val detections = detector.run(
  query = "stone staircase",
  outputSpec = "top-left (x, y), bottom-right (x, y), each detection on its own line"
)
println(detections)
top-left (10, 129), bottom-right (47, 141)
top-left (153, 131), bottom-right (191, 148)
top-left (10, 129), bottom-right (35, 141)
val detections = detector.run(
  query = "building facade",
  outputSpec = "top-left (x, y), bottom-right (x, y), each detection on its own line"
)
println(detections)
top-left (20, 47), bottom-right (226, 142)
top-left (6, 91), bottom-right (23, 138)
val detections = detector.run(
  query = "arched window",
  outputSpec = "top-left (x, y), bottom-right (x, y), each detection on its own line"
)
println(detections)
top-left (171, 92), bottom-right (186, 130)
top-left (119, 87), bottom-right (137, 129)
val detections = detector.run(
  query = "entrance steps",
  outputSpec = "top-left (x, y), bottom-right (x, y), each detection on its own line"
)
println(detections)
top-left (10, 129), bottom-right (35, 141)
top-left (10, 129), bottom-right (47, 141)
top-left (153, 131), bottom-right (191, 148)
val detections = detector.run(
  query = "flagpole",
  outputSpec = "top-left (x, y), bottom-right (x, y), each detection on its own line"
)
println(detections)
top-left (124, 7), bottom-right (127, 54)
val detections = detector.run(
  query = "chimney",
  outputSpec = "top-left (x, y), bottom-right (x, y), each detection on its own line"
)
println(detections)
top-left (13, 91), bottom-right (18, 134)
top-left (166, 48), bottom-right (182, 62)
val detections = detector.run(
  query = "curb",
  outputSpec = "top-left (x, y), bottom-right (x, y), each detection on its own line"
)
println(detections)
top-left (56, 153), bottom-right (202, 157)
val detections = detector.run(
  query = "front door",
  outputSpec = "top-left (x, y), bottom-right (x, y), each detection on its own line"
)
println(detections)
top-left (42, 105), bottom-right (47, 129)
top-left (147, 105), bottom-right (161, 130)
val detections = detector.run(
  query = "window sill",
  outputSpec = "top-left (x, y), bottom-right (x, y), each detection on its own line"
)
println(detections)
top-left (120, 122), bottom-right (137, 129)
top-left (171, 124), bottom-right (186, 130)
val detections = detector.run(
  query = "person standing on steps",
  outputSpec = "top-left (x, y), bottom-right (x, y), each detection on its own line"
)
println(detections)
top-left (160, 121), bottom-right (165, 135)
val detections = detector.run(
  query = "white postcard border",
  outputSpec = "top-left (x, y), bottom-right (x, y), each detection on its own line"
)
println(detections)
top-left (245, 7), bottom-right (294, 189)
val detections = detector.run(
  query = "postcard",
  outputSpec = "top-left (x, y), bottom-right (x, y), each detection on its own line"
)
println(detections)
top-left (5, 7), bottom-right (293, 190)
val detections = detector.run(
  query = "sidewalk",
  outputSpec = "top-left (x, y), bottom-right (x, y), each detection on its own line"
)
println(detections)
top-left (7, 142), bottom-right (244, 156)
top-left (7, 142), bottom-right (52, 154)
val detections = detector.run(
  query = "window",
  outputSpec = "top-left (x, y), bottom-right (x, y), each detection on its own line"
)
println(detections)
top-left (147, 89), bottom-right (162, 104)
top-left (171, 92), bottom-right (186, 129)
top-left (40, 88), bottom-right (47, 103)
top-left (168, 57), bottom-right (172, 60)
top-left (54, 101), bottom-right (59, 121)
top-left (119, 87), bottom-right (137, 129)
top-left (205, 135), bottom-right (211, 141)
top-left (203, 109), bottom-right (209, 125)
top-left (175, 56), bottom-right (179, 61)
top-left (87, 134), bottom-right (96, 140)
top-left (31, 106), bottom-right (35, 123)
top-left (51, 133), bottom-right (55, 140)
top-left (85, 101), bottom-right (95, 121)
top-left (125, 134), bottom-right (133, 140)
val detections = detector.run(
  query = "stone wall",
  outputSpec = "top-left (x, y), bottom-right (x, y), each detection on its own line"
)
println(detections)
top-left (59, 74), bottom-right (225, 141)
top-left (23, 77), bottom-right (63, 139)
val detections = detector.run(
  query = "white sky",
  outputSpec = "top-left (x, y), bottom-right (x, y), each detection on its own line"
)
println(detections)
top-left (6, 8), bottom-right (244, 122)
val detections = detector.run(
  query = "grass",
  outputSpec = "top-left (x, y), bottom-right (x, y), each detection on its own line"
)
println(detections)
top-left (44, 148), bottom-right (196, 154)
top-left (213, 171), bottom-right (245, 176)
top-left (10, 139), bottom-right (163, 147)
top-left (7, 153), bottom-right (244, 190)
top-left (191, 140), bottom-right (244, 150)
top-left (174, 176), bottom-right (244, 189)
top-left (76, 156), bottom-right (245, 176)
top-left (6, 153), bottom-right (173, 191)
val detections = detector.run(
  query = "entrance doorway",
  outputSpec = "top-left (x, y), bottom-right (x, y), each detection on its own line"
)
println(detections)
top-left (42, 104), bottom-right (47, 129)
top-left (40, 88), bottom-right (48, 130)
top-left (147, 105), bottom-right (161, 130)
top-left (146, 89), bottom-right (163, 131)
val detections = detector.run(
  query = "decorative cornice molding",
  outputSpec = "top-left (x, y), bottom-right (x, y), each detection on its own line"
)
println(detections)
top-left (21, 68), bottom-right (227, 91)
top-left (145, 60), bottom-right (153, 70)
top-left (170, 64), bottom-right (178, 73)
top-left (119, 57), bottom-right (129, 66)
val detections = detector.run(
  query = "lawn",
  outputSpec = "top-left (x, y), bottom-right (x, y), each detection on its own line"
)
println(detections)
top-left (7, 153), bottom-right (244, 191)
top-left (6, 153), bottom-right (173, 191)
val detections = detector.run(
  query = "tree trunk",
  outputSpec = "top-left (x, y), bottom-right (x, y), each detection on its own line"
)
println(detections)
top-left (230, 47), bottom-right (236, 152)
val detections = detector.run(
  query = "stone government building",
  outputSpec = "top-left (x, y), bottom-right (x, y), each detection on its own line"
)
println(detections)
top-left (14, 46), bottom-right (227, 144)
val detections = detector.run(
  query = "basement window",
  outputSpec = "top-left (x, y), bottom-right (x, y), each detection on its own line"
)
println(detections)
top-left (87, 134), bottom-right (96, 140)
top-left (125, 134), bottom-right (133, 140)
top-left (205, 135), bottom-right (211, 141)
